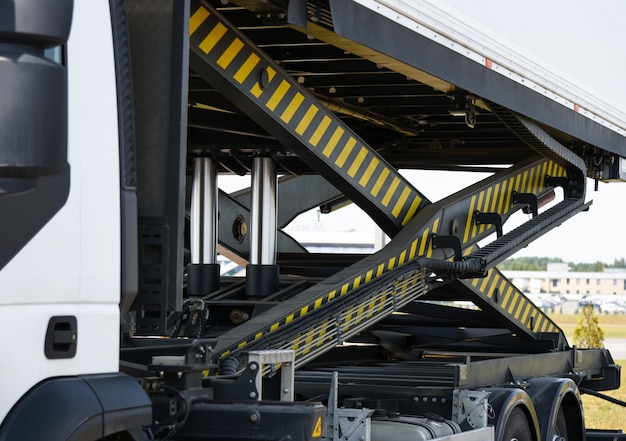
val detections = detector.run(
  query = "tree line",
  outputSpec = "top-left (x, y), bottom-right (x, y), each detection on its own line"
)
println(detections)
top-left (497, 256), bottom-right (626, 272)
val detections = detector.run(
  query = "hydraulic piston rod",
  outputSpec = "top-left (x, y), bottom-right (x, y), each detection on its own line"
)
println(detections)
top-left (247, 155), bottom-right (279, 298)
top-left (187, 156), bottom-right (220, 296)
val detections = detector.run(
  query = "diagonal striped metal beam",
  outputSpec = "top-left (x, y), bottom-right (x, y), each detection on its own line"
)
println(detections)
top-left (188, 0), bottom-right (429, 236)
top-left (208, 156), bottom-right (566, 369)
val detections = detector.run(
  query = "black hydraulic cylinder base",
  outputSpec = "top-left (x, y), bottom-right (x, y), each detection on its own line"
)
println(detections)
top-left (187, 263), bottom-right (220, 296)
top-left (246, 264), bottom-right (279, 299)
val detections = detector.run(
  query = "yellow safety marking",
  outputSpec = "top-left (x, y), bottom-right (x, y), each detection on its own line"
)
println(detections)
top-left (388, 257), bottom-right (396, 270)
top-left (507, 292), bottom-right (520, 315)
top-left (381, 177), bottom-right (401, 207)
top-left (496, 279), bottom-right (508, 300)
top-left (392, 186), bottom-right (412, 218)
top-left (309, 116), bottom-right (332, 147)
top-left (480, 187), bottom-right (493, 234)
top-left (266, 79), bottom-right (291, 111)
top-left (521, 169), bottom-right (532, 193)
top-left (294, 104), bottom-right (319, 135)
top-left (354, 304), bottom-right (365, 325)
top-left (515, 173), bottom-right (523, 193)
top-left (348, 147), bottom-right (368, 177)
top-left (398, 250), bottom-right (407, 265)
top-left (539, 161), bottom-right (548, 188)
top-left (489, 184), bottom-right (499, 212)
top-left (547, 161), bottom-right (554, 177)
top-left (313, 417), bottom-right (323, 438)
top-left (199, 22), bottom-right (227, 54)
top-left (250, 82), bottom-right (263, 98)
top-left (471, 191), bottom-right (485, 238)
top-left (501, 286), bottom-right (514, 309)
top-left (217, 38), bottom-right (244, 69)
top-left (343, 307), bottom-right (354, 331)
top-left (359, 157), bottom-right (379, 187)
top-left (328, 290), bottom-right (336, 301)
top-left (314, 298), bottom-right (323, 309)
top-left (427, 217), bottom-right (440, 257)
top-left (376, 263), bottom-right (385, 277)
top-left (322, 126), bottom-right (345, 158)
top-left (487, 272), bottom-right (501, 297)
top-left (335, 137), bottom-right (357, 167)
top-left (238, 341), bottom-right (247, 349)
top-left (190, 7), bottom-right (210, 36)
top-left (471, 277), bottom-right (480, 287)
top-left (280, 92), bottom-right (305, 123)
top-left (302, 329), bottom-right (316, 355)
top-left (479, 273), bottom-right (491, 292)
top-left (285, 313), bottom-right (295, 324)
top-left (542, 320), bottom-right (551, 332)
top-left (291, 335), bottom-right (301, 350)
top-left (265, 67), bottom-right (276, 82)
top-left (497, 180), bottom-right (508, 214)
top-left (531, 165), bottom-right (538, 192)
top-left (221, 350), bottom-right (231, 358)
top-left (270, 322), bottom-right (280, 332)
top-left (353, 276), bottom-right (362, 289)
top-left (526, 168), bottom-right (534, 193)
top-left (317, 321), bottom-right (330, 345)
top-left (234, 52), bottom-right (260, 84)
top-left (533, 315), bottom-right (542, 332)
top-left (378, 292), bottom-right (388, 312)
top-left (371, 168), bottom-right (390, 197)
top-left (409, 238), bottom-right (419, 260)
top-left (340, 283), bottom-right (350, 295)
top-left (367, 298), bottom-right (377, 318)
top-left (418, 228), bottom-right (430, 255)
top-left (520, 303), bottom-right (532, 325)
top-left (255, 332), bottom-right (263, 340)
top-left (464, 195), bottom-right (477, 243)
top-left (401, 195), bottom-right (421, 226)
top-left (514, 298), bottom-right (525, 319)
top-left (365, 270), bottom-right (374, 283)
top-left (504, 177), bottom-right (515, 210)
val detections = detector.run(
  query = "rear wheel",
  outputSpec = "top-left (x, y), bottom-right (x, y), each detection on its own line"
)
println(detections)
top-left (553, 406), bottom-right (568, 440)
top-left (501, 407), bottom-right (532, 441)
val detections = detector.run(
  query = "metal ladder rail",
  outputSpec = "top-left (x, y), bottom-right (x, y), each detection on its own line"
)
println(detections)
top-left (188, 0), bottom-right (429, 236)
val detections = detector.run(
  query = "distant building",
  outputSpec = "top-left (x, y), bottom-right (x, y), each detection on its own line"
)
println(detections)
top-left (502, 269), bottom-right (626, 296)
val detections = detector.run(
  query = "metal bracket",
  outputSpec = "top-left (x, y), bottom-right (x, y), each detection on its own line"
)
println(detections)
top-left (512, 191), bottom-right (538, 216)
top-left (474, 211), bottom-right (503, 237)
top-left (431, 234), bottom-right (462, 261)
top-left (248, 349), bottom-right (295, 401)
top-left (326, 372), bottom-right (373, 441)
top-left (452, 389), bottom-right (491, 429)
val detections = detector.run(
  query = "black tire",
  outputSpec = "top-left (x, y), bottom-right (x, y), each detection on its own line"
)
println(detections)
top-left (554, 407), bottom-right (568, 440)
top-left (501, 407), bottom-right (532, 441)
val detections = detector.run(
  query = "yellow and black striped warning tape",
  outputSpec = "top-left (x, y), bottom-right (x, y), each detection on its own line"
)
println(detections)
top-left (189, 1), bottom-right (428, 232)
top-left (211, 157), bottom-right (565, 367)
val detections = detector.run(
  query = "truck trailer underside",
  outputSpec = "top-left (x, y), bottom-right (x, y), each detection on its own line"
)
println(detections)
top-left (1, 0), bottom-right (625, 440)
